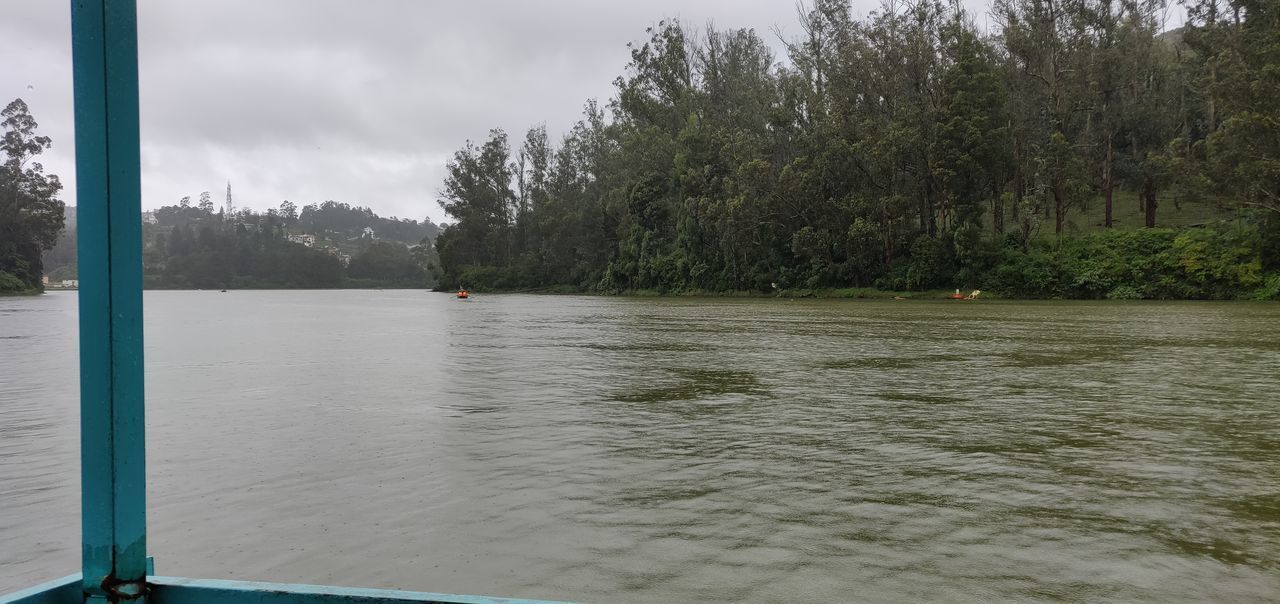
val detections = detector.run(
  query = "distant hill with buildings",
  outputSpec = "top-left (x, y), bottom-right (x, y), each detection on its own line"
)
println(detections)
top-left (42, 201), bottom-right (442, 289)
top-left (40, 206), bottom-right (77, 282)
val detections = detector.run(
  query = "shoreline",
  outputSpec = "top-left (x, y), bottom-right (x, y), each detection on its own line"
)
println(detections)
top-left (12, 287), bottom-right (1273, 301)
top-left (431, 287), bottom-right (1272, 301)
top-left (434, 286), bottom-right (958, 299)
top-left (434, 286), bottom-right (1280, 301)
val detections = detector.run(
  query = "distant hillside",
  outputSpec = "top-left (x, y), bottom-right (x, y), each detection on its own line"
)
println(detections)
top-left (41, 203), bottom-right (440, 287)
top-left (298, 201), bottom-right (441, 246)
top-left (40, 206), bottom-right (77, 281)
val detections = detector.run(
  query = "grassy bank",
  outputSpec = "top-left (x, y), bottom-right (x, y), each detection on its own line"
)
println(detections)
top-left (773, 287), bottom-right (974, 299)
top-left (627, 287), bottom-right (970, 299)
top-left (1018, 192), bottom-right (1240, 239)
top-left (436, 285), bottom-right (983, 300)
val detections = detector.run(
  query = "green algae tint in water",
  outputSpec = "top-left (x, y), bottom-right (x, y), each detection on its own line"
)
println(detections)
top-left (2, 291), bottom-right (1279, 602)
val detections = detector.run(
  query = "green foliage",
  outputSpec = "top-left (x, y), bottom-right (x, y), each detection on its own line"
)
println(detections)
top-left (1254, 275), bottom-right (1280, 301)
top-left (0, 98), bottom-right (65, 292)
top-left (1259, 213), bottom-right (1280, 271)
top-left (987, 225), bottom-right (1271, 299)
top-left (347, 241), bottom-right (428, 287)
top-left (1194, 0), bottom-right (1280, 215)
top-left (988, 248), bottom-right (1062, 298)
top-left (875, 234), bottom-right (958, 291)
top-left (0, 270), bottom-right (28, 293)
top-left (934, 24), bottom-right (1010, 229)
top-left (1106, 285), bottom-right (1144, 300)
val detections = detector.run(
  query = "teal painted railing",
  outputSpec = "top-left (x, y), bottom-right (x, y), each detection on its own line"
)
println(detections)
top-left (0, 2), bottom-right (565, 603)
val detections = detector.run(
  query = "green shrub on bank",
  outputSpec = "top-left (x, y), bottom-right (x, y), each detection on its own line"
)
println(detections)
top-left (0, 270), bottom-right (30, 293)
top-left (986, 224), bottom-right (1273, 299)
top-left (1106, 285), bottom-right (1144, 300)
top-left (438, 222), bottom-right (1279, 300)
top-left (1254, 275), bottom-right (1280, 301)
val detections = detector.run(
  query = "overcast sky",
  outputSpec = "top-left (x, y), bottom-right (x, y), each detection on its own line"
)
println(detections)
top-left (3, 1), bottom-right (1183, 224)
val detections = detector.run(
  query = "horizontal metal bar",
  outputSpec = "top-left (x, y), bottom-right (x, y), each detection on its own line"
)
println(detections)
top-left (0, 574), bottom-right (82, 604)
top-left (4, 576), bottom-right (570, 604)
top-left (147, 578), bottom-right (571, 604)
top-left (0, 558), bottom-right (151, 604)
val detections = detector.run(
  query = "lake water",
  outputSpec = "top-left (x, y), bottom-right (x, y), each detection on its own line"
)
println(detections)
top-left (2, 291), bottom-right (1279, 602)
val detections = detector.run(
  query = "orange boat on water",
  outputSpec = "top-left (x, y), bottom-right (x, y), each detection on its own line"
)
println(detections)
top-left (456, 290), bottom-right (469, 299)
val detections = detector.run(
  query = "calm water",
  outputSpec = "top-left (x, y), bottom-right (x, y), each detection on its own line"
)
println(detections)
top-left (2, 291), bottom-right (1279, 602)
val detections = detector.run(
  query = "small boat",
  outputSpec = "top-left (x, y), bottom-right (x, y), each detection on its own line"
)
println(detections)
top-left (949, 289), bottom-right (981, 300)
top-left (456, 290), bottom-right (469, 299)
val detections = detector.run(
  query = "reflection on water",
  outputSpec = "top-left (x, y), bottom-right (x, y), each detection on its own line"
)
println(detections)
top-left (2, 291), bottom-right (1279, 602)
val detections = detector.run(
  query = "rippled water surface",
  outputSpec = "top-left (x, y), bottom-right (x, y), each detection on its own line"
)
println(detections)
top-left (3, 291), bottom-right (1279, 602)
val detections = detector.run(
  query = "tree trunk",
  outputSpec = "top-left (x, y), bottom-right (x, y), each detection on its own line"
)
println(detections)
top-left (883, 219), bottom-right (894, 265)
top-left (1207, 64), bottom-right (1217, 133)
top-left (1104, 134), bottom-right (1114, 228)
top-left (1144, 175), bottom-right (1157, 228)
top-left (1133, 134), bottom-right (1144, 213)
top-left (1013, 136), bottom-right (1024, 221)
top-left (1053, 181), bottom-right (1065, 236)
top-left (924, 164), bottom-right (938, 237)
top-left (993, 182), bottom-right (1005, 235)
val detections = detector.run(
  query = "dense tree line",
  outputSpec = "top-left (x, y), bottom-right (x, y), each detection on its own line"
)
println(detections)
top-left (435, 0), bottom-right (1280, 299)
top-left (0, 99), bottom-right (64, 293)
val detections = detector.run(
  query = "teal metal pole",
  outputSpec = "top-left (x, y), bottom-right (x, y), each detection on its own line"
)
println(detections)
top-left (70, 0), bottom-right (147, 602)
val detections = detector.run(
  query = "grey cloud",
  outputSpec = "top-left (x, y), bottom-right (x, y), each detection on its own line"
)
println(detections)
top-left (5, 0), bottom-right (1055, 223)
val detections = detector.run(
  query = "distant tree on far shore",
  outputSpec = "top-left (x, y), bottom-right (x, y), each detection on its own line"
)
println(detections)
top-left (0, 98), bottom-right (64, 293)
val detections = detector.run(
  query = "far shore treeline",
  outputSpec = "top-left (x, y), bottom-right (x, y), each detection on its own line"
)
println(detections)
top-left (432, 0), bottom-right (1280, 300)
